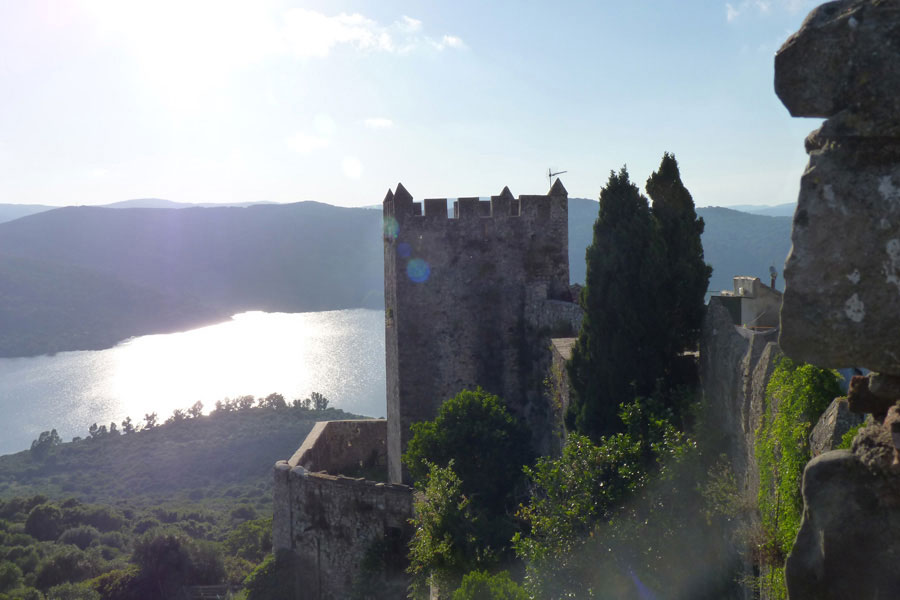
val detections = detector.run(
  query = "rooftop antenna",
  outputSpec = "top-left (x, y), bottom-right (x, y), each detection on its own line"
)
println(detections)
top-left (547, 168), bottom-right (567, 184)
top-left (769, 265), bottom-right (778, 289)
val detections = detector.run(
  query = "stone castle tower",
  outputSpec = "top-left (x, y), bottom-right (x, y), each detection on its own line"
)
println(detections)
top-left (383, 180), bottom-right (580, 483)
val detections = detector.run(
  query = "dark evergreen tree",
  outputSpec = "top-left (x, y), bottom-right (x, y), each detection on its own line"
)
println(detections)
top-left (646, 153), bottom-right (711, 379)
top-left (567, 167), bottom-right (667, 440)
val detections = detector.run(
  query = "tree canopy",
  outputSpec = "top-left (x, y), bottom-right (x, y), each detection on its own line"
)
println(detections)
top-left (567, 156), bottom-right (710, 440)
top-left (566, 166), bottom-right (667, 439)
top-left (646, 152), bottom-right (712, 372)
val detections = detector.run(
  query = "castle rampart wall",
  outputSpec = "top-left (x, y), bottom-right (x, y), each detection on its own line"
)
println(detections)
top-left (273, 461), bottom-right (412, 600)
top-left (287, 419), bottom-right (386, 475)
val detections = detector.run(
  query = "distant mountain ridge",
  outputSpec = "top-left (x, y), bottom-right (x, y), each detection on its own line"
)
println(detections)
top-left (568, 198), bottom-right (792, 294)
top-left (0, 202), bottom-right (383, 356)
top-left (0, 199), bottom-right (792, 357)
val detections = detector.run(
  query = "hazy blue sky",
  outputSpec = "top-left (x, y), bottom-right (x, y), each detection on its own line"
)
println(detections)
top-left (0, 1), bottom-right (823, 208)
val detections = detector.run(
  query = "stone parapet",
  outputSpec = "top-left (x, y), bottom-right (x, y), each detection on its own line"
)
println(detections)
top-left (287, 419), bottom-right (386, 475)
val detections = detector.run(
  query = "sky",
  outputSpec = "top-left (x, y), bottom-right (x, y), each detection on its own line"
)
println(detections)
top-left (0, 0), bottom-right (824, 208)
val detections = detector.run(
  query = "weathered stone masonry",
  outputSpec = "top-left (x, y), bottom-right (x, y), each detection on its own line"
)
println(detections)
top-left (773, 1), bottom-right (900, 597)
top-left (272, 419), bottom-right (411, 600)
top-left (383, 180), bottom-right (577, 483)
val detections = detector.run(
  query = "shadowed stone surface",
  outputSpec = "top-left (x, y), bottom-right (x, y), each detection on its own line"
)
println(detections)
top-left (778, 0), bottom-right (900, 374)
top-left (777, 2), bottom-right (900, 597)
top-left (786, 443), bottom-right (900, 599)
top-left (809, 398), bottom-right (864, 457)
top-left (775, 1), bottom-right (900, 124)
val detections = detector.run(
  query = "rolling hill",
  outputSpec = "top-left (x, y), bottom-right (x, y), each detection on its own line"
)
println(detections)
top-left (568, 198), bottom-right (793, 293)
top-left (0, 199), bottom-right (792, 357)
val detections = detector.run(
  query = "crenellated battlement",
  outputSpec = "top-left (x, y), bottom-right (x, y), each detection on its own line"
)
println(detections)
top-left (382, 179), bottom-right (568, 227)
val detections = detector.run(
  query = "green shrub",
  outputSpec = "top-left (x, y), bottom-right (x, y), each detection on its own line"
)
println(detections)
top-left (25, 504), bottom-right (64, 542)
top-left (44, 582), bottom-right (100, 600)
top-left (837, 422), bottom-right (864, 450)
top-left (224, 518), bottom-right (272, 563)
top-left (754, 357), bottom-right (841, 599)
top-left (89, 566), bottom-right (140, 600)
top-left (58, 526), bottom-right (101, 551)
top-left (451, 570), bottom-right (528, 600)
top-left (0, 562), bottom-right (24, 593)
top-left (242, 551), bottom-right (297, 600)
top-left (34, 546), bottom-right (102, 590)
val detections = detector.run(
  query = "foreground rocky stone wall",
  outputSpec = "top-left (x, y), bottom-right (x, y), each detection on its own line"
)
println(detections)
top-left (775, 1), bottom-right (900, 597)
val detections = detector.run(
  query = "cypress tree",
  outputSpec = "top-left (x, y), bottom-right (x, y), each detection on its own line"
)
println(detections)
top-left (566, 167), bottom-right (667, 440)
top-left (646, 153), bottom-right (711, 377)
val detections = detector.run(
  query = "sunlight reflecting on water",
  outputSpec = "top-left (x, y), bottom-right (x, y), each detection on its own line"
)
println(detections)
top-left (0, 309), bottom-right (385, 455)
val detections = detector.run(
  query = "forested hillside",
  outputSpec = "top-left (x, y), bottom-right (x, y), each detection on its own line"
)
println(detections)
top-left (0, 203), bottom-right (384, 356)
top-left (0, 199), bottom-right (791, 357)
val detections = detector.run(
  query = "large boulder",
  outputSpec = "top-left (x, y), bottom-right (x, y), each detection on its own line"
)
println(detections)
top-left (786, 430), bottom-right (900, 599)
top-left (777, 0), bottom-right (900, 374)
top-left (777, 2), bottom-right (900, 597)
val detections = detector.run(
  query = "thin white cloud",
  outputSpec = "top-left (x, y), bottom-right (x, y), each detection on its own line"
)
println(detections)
top-left (282, 8), bottom-right (394, 58)
top-left (286, 132), bottom-right (330, 154)
top-left (342, 156), bottom-right (363, 179)
top-left (432, 34), bottom-right (467, 51)
top-left (364, 117), bottom-right (394, 129)
top-left (397, 16), bottom-right (422, 33)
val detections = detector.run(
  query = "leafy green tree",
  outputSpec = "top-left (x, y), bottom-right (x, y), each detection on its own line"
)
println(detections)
top-left (87, 424), bottom-right (107, 440)
top-left (187, 401), bottom-right (203, 419)
top-left (451, 570), bottom-right (529, 600)
top-left (236, 395), bottom-right (255, 410)
top-left (404, 389), bottom-right (535, 598)
top-left (224, 518), bottom-right (272, 563)
top-left (259, 393), bottom-right (287, 410)
top-left (34, 545), bottom-right (103, 590)
top-left (515, 393), bottom-right (745, 600)
top-left (407, 462), bottom-right (487, 598)
top-left (403, 388), bottom-right (534, 517)
top-left (243, 551), bottom-right (298, 600)
top-left (58, 526), bottom-right (101, 550)
top-left (310, 392), bottom-right (329, 411)
top-left (646, 153), bottom-right (711, 374)
top-left (567, 167), bottom-right (667, 439)
top-left (25, 503), bottom-right (64, 541)
top-left (120, 417), bottom-right (135, 435)
top-left (30, 430), bottom-right (61, 460)
top-left (131, 531), bottom-right (224, 599)
top-left (44, 582), bottom-right (100, 600)
top-left (0, 562), bottom-right (23, 593)
top-left (142, 413), bottom-right (157, 430)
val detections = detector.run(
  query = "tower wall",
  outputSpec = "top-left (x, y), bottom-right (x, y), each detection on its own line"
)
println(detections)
top-left (383, 182), bottom-right (573, 483)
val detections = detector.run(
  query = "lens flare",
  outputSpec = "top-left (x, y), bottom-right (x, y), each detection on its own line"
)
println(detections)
top-left (383, 216), bottom-right (399, 239)
top-left (407, 258), bottom-right (430, 283)
top-left (398, 242), bottom-right (411, 258)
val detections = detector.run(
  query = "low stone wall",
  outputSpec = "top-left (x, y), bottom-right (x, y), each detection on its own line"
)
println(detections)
top-left (288, 419), bottom-right (386, 475)
top-left (273, 462), bottom-right (413, 600)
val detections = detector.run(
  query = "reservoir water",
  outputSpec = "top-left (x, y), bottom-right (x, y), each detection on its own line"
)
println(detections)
top-left (0, 309), bottom-right (385, 456)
